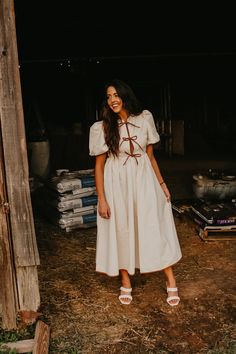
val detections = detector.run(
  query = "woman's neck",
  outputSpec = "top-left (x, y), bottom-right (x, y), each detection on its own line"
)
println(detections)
top-left (118, 110), bottom-right (128, 122)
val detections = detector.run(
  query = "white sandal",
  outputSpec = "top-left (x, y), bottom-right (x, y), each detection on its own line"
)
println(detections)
top-left (166, 286), bottom-right (180, 307)
top-left (118, 287), bottom-right (133, 305)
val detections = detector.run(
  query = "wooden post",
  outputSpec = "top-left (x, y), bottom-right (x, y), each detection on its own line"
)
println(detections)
top-left (167, 83), bottom-right (173, 157)
top-left (84, 61), bottom-right (96, 131)
top-left (33, 320), bottom-right (50, 354)
top-left (0, 0), bottom-right (40, 328)
top-left (0, 134), bottom-right (18, 328)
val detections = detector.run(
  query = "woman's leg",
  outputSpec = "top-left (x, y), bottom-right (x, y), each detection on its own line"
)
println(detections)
top-left (163, 266), bottom-right (180, 306)
top-left (119, 269), bottom-right (132, 304)
top-left (120, 269), bottom-right (132, 288)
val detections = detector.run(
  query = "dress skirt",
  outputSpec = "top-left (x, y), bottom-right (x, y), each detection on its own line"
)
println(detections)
top-left (96, 154), bottom-right (182, 276)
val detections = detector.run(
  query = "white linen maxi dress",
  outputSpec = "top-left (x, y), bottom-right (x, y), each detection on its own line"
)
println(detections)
top-left (89, 110), bottom-right (182, 276)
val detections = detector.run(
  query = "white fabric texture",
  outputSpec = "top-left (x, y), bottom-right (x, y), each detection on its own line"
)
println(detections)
top-left (89, 110), bottom-right (182, 276)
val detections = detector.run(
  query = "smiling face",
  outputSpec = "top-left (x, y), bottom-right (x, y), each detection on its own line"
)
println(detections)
top-left (106, 86), bottom-right (127, 119)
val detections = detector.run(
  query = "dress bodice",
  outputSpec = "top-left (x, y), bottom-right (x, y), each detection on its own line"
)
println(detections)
top-left (89, 109), bottom-right (160, 164)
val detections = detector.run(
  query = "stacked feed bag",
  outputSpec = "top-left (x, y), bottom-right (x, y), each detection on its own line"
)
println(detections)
top-left (43, 169), bottom-right (97, 231)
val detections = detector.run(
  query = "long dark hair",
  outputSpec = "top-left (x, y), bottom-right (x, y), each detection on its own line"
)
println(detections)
top-left (99, 79), bottom-right (143, 156)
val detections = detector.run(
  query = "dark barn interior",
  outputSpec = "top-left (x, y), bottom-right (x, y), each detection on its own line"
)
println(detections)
top-left (14, 2), bottom-right (236, 180)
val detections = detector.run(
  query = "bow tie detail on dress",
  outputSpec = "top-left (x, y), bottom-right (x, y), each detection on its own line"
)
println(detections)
top-left (119, 121), bottom-right (143, 165)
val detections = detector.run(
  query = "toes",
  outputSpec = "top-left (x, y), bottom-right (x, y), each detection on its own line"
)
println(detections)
top-left (119, 292), bottom-right (133, 305)
top-left (169, 299), bottom-right (178, 305)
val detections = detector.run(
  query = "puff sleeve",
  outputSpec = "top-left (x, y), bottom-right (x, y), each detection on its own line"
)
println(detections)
top-left (144, 110), bottom-right (160, 145)
top-left (89, 121), bottom-right (109, 156)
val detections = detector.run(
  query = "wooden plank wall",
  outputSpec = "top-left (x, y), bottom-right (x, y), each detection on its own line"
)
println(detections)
top-left (0, 0), bottom-right (40, 328)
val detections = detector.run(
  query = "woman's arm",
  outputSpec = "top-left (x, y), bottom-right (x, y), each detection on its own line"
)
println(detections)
top-left (95, 153), bottom-right (111, 218)
top-left (146, 144), bottom-right (171, 202)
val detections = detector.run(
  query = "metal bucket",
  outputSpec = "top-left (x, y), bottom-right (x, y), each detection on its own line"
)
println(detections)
top-left (192, 174), bottom-right (236, 200)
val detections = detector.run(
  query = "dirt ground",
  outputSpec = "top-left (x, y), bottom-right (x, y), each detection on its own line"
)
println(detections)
top-left (34, 204), bottom-right (236, 354)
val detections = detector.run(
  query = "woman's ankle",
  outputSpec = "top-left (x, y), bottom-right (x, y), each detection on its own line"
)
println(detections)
top-left (166, 278), bottom-right (177, 288)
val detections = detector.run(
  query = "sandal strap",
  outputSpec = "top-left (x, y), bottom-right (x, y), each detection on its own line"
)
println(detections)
top-left (120, 286), bottom-right (132, 292)
top-left (167, 287), bottom-right (178, 292)
top-left (167, 296), bottom-right (180, 302)
top-left (119, 294), bottom-right (133, 300)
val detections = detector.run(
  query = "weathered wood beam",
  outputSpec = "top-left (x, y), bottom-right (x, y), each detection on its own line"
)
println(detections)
top-left (0, 135), bottom-right (18, 328)
top-left (0, 0), bottom-right (40, 320)
top-left (0, 339), bottom-right (34, 353)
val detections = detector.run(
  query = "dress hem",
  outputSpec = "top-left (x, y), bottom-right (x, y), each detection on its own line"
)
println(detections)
top-left (96, 255), bottom-right (182, 277)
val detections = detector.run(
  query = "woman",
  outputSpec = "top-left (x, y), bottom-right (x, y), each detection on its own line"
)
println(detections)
top-left (89, 79), bottom-right (182, 306)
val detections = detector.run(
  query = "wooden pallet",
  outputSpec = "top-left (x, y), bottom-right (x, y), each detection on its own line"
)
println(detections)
top-left (197, 224), bottom-right (236, 241)
top-left (0, 320), bottom-right (50, 353)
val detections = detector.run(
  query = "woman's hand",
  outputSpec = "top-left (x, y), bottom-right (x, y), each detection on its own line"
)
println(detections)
top-left (146, 145), bottom-right (171, 203)
top-left (161, 183), bottom-right (171, 202)
top-left (98, 198), bottom-right (111, 219)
